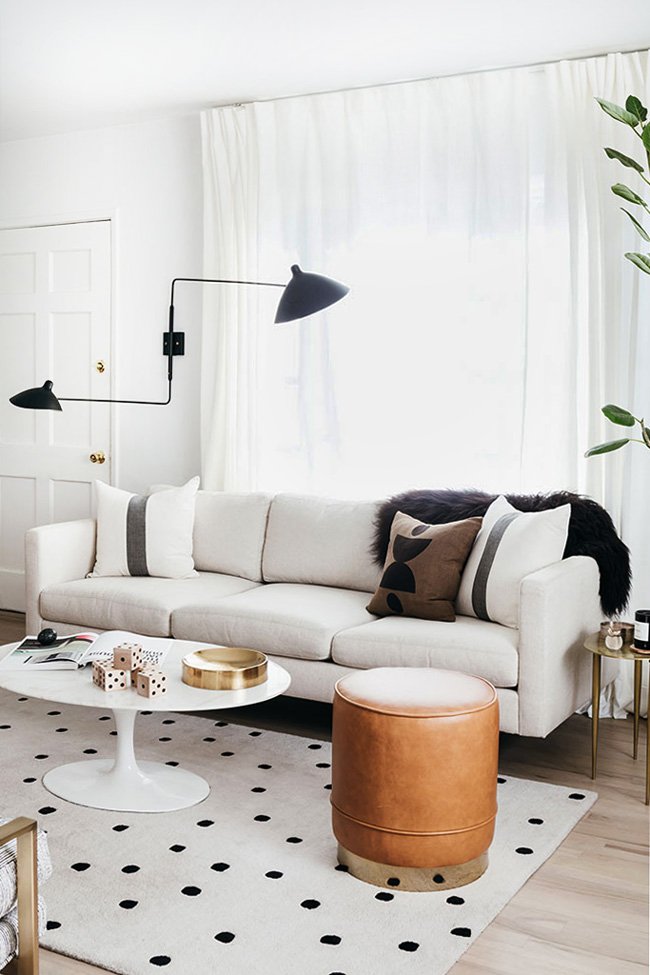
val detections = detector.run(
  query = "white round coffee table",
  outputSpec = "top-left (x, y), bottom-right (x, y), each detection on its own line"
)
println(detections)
top-left (0, 640), bottom-right (290, 814)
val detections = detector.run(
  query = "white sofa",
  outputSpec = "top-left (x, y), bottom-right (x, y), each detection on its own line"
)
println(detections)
top-left (25, 491), bottom-right (609, 738)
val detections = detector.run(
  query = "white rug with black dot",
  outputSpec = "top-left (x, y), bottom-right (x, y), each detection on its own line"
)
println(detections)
top-left (0, 688), bottom-right (596, 975)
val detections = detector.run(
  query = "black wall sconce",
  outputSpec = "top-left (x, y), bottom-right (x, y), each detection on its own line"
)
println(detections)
top-left (9, 265), bottom-right (349, 411)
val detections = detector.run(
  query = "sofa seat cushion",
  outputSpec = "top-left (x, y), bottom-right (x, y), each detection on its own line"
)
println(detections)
top-left (172, 583), bottom-right (375, 661)
top-left (39, 572), bottom-right (260, 637)
top-left (331, 615), bottom-right (519, 688)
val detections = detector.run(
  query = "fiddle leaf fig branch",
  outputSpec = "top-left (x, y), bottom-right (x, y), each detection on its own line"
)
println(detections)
top-left (585, 95), bottom-right (650, 458)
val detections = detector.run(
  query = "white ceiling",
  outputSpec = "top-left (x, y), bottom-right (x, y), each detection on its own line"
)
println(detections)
top-left (1, 0), bottom-right (649, 142)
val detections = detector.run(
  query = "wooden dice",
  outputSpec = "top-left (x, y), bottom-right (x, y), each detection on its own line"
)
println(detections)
top-left (136, 668), bottom-right (167, 698)
top-left (92, 660), bottom-right (130, 691)
top-left (112, 643), bottom-right (144, 672)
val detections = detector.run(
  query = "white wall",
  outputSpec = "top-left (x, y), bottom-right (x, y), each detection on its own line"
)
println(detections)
top-left (0, 113), bottom-right (203, 492)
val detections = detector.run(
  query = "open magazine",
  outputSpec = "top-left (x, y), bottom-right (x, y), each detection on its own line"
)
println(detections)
top-left (0, 630), bottom-right (172, 671)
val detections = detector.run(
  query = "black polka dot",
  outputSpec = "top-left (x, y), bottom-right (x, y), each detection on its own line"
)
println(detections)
top-left (251, 787), bottom-right (266, 793)
top-left (181, 886), bottom-right (201, 896)
top-left (149, 956), bottom-right (171, 967)
top-left (335, 864), bottom-right (349, 873)
top-left (55, 727), bottom-right (68, 733)
top-left (122, 864), bottom-right (140, 873)
top-left (17, 697), bottom-right (28, 702)
top-left (119, 900), bottom-right (138, 909)
top-left (446, 895), bottom-right (465, 905)
top-left (528, 818), bottom-right (544, 825)
top-left (258, 763), bottom-right (272, 770)
top-left (399, 941), bottom-right (419, 952)
top-left (308, 743), bottom-right (322, 750)
top-left (47, 711), bottom-right (61, 716)
top-left (324, 784), bottom-right (332, 790)
top-left (98, 715), bottom-right (111, 721)
top-left (497, 776), bottom-right (506, 783)
top-left (221, 751), bottom-right (234, 757)
top-left (83, 748), bottom-right (98, 755)
top-left (34, 754), bottom-right (48, 760)
top-left (375, 891), bottom-right (394, 901)
top-left (320, 935), bottom-right (341, 945)
top-left (23, 777), bottom-right (36, 784)
top-left (568, 793), bottom-right (585, 800)
top-left (166, 761), bottom-right (179, 767)
top-left (197, 820), bottom-right (214, 828)
top-left (39, 806), bottom-right (56, 815)
top-left (286, 836), bottom-right (302, 844)
top-left (301, 899), bottom-right (320, 909)
top-left (387, 877), bottom-right (400, 887)
top-left (203, 737), bottom-right (216, 742)
top-left (71, 863), bottom-right (90, 872)
top-left (169, 845), bottom-right (185, 853)
top-left (254, 814), bottom-right (270, 822)
top-left (0, 725), bottom-right (11, 730)
top-left (249, 731), bottom-right (262, 737)
top-left (214, 721), bottom-right (228, 727)
top-left (515, 847), bottom-right (534, 855)
top-left (46, 921), bottom-right (61, 931)
top-left (162, 719), bottom-right (175, 725)
top-left (265, 870), bottom-right (283, 879)
top-left (451, 927), bottom-right (472, 938)
top-left (214, 932), bottom-right (235, 944)
top-left (113, 824), bottom-right (129, 832)
top-left (211, 862), bottom-right (230, 872)
top-left (432, 873), bottom-right (445, 884)
top-left (316, 762), bottom-right (331, 768)
top-left (141, 711), bottom-right (152, 716)
top-left (158, 736), bottom-right (171, 742)
top-left (109, 731), bottom-right (117, 736)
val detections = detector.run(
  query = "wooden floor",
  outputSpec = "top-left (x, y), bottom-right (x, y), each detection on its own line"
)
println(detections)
top-left (1, 611), bottom-right (647, 975)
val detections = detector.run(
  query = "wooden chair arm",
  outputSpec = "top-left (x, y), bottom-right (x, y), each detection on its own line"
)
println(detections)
top-left (0, 817), bottom-right (39, 975)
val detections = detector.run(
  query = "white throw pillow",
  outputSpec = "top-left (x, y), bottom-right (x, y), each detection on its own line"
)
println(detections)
top-left (90, 477), bottom-right (200, 579)
top-left (456, 495), bottom-right (570, 628)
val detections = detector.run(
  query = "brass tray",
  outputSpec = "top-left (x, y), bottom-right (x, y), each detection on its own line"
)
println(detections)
top-left (181, 646), bottom-right (268, 690)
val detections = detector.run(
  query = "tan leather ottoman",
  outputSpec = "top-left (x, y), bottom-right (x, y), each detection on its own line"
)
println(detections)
top-left (331, 667), bottom-right (499, 891)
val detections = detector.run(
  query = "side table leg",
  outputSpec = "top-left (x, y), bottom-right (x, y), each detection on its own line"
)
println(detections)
top-left (591, 654), bottom-right (601, 779)
top-left (634, 660), bottom-right (642, 760)
top-left (646, 663), bottom-right (649, 806)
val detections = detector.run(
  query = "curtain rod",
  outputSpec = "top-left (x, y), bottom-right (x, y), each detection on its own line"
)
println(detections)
top-left (211, 45), bottom-right (649, 111)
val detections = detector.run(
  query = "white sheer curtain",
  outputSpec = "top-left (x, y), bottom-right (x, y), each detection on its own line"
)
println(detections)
top-left (200, 54), bottom-right (649, 708)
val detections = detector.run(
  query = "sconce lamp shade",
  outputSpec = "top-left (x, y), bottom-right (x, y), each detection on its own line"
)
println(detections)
top-left (10, 380), bottom-right (62, 411)
top-left (274, 265), bottom-right (349, 323)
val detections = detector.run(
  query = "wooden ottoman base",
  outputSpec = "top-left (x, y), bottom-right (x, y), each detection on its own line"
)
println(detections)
top-left (337, 843), bottom-right (489, 892)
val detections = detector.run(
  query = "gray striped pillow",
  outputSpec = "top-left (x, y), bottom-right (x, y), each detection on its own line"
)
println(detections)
top-left (456, 496), bottom-right (570, 628)
top-left (90, 477), bottom-right (199, 579)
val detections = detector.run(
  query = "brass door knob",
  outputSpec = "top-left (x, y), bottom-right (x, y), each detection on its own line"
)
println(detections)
top-left (89, 451), bottom-right (106, 464)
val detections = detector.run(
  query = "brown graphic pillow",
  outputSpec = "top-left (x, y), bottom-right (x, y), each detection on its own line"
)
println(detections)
top-left (367, 511), bottom-right (482, 622)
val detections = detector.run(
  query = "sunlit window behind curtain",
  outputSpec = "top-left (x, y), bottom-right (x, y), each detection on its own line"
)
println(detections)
top-left (211, 70), bottom-right (577, 500)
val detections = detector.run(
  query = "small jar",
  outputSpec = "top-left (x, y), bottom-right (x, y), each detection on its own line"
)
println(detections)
top-left (634, 610), bottom-right (650, 651)
top-left (605, 622), bottom-right (624, 651)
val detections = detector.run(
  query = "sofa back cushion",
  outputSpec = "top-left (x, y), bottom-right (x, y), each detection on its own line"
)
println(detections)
top-left (262, 494), bottom-right (382, 592)
top-left (193, 491), bottom-right (273, 582)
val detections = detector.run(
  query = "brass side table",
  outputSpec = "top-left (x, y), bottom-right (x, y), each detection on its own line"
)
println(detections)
top-left (584, 633), bottom-right (649, 805)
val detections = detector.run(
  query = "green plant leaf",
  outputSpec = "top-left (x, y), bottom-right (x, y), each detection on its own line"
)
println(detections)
top-left (602, 403), bottom-right (636, 426)
top-left (612, 183), bottom-right (647, 207)
top-left (604, 147), bottom-right (644, 172)
top-left (625, 252), bottom-right (650, 273)
top-left (642, 126), bottom-right (650, 152)
top-left (585, 438), bottom-right (630, 457)
top-left (626, 96), bottom-right (648, 122)
top-left (621, 208), bottom-right (650, 241)
top-left (643, 427), bottom-right (650, 448)
top-left (596, 98), bottom-right (640, 126)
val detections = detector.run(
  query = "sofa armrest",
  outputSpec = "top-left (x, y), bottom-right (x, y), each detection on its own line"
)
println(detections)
top-left (517, 555), bottom-right (605, 738)
top-left (25, 520), bottom-right (96, 635)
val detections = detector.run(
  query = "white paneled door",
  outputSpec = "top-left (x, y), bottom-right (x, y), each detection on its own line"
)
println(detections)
top-left (0, 220), bottom-right (112, 611)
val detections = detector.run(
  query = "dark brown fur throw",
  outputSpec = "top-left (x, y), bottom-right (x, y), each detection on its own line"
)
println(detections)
top-left (371, 489), bottom-right (631, 617)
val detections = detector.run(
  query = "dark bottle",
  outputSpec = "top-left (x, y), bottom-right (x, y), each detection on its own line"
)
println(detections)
top-left (634, 610), bottom-right (650, 651)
